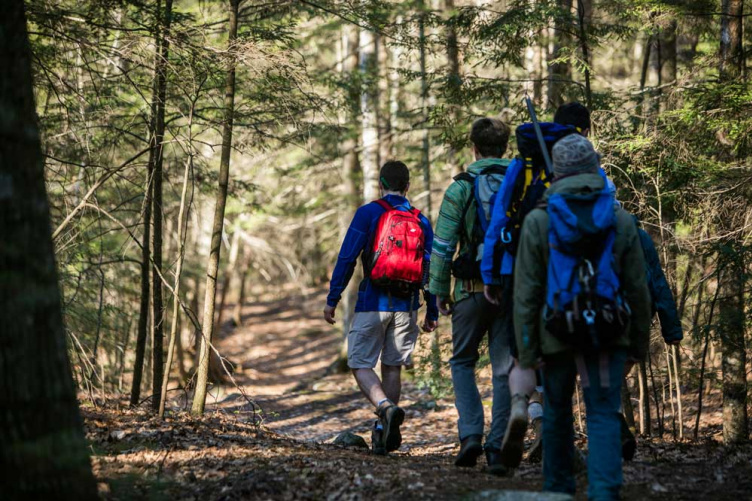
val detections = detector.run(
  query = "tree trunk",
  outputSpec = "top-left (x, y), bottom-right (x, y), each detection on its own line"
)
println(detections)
top-left (547, 0), bottom-right (573, 108)
top-left (130, 168), bottom-right (152, 405)
top-left (694, 275), bottom-right (719, 440)
top-left (0, 1), bottom-right (97, 496)
top-left (720, 0), bottom-right (744, 80)
top-left (445, 0), bottom-right (462, 175)
top-left (524, 0), bottom-right (543, 108)
top-left (378, 34), bottom-right (393, 162)
top-left (419, 0), bottom-right (432, 218)
top-left (672, 344), bottom-right (684, 439)
top-left (660, 19), bottom-right (677, 86)
top-left (131, 0), bottom-right (173, 407)
top-left (647, 350), bottom-right (664, 436)
top-left (718, 0), bottom-right (748, 445)
top-left (233, 248), bottom-right (251, 326)
top-left (360, 24), bottom-right (380, 201)
top-left (389, 16), bottom-right (404, 160)
top-left (665, 344), bottom-right (677, 439)
top-left (638, 360), bottom-right (651, 435)
top-left (334, 23), bottom-right (362, 373)
top-left (150, 0), bottom-right (174, 412)
top-left (634, 31), bottom-right (652, 131)
top-left (192, 0), bottom-right (240, 415)
top-left (621, 377), bottom-right (636, 432)
top-left (718, 246), bottom-right (748, 444)
top-left (158, 147), bottom-right (192, 418)
top-left (215, 231), bottom-right (241, 332)
top-left (576, 0), bottom-right (592, 108)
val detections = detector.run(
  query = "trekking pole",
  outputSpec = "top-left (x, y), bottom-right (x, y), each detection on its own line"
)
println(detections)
top-left (524, 96), bottom-right (553, 178)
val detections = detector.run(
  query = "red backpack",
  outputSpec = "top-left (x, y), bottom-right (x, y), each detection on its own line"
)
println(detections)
top-left (368, 199), bottom-right (426, 297)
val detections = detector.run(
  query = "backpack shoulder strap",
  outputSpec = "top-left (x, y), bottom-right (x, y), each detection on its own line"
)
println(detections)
top-left (453, 172), bottom-right (475, 184)
top-left (374, 199), bottom-right (392, 212)
top-left (479, 164), bottom-right (507, 176)
top-left (452, 177), bottom-right (477, 248)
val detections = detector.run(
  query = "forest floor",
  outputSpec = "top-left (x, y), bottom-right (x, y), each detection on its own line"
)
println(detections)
top-left (85, 289), bottom-right (752, 500)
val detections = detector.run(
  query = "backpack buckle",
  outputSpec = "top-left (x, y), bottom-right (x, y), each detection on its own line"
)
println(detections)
top-left (501, 229), bottom-right (512, 244)
top-left (582, 309), bottom-right (596, 325)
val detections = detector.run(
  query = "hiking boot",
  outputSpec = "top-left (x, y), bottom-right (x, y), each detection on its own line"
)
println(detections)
top-left (527, 417), bottom-right (543, 464)
top-left (500, 394), bottom-right (528, 468)
top-left (454, 434), bottom-right (483, 467)
top-left (620, 413), bottom-right (637, 461)
top-left (485, 448), bottom-right (512, 477)
top-left (377, 401), bottom-right (405, 452)
top-left (371, 421), bottom-right (386, 456)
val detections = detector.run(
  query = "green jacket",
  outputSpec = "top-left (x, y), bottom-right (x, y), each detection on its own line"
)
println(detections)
top-left (429, 158), bottom-right (511, 302)
top-left (513, 173), bottom-right (652, 368)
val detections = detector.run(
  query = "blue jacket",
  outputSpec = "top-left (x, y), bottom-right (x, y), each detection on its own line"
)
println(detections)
top-left (637, 227), bottom-right (684, 343)
top-left (480, 157), bottom-right (524, 284)
top-left (326, 194), bottom-right (439, 320)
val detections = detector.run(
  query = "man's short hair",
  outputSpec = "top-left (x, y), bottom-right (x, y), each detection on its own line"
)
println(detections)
top-left (380, 160), bottom-right (410, 193)
top-left (470, 118), bottom-right (510, 158)
top-left (554, 102), bottom-right (591, 132)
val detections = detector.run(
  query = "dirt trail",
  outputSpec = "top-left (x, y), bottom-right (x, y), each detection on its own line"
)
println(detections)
top-left (88, 290), bottom-right (752, 500)
top-left (213, 288), bottom-right (468, 448)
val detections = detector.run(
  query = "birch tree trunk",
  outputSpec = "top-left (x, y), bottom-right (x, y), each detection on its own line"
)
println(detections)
top-left (389, 16), bottom-right (403, 160)
top-left (419, 0), bottom-right (432, 218)
top-left (638, 360), bottom-right (651, 435)
top-left (1, 0), bottom-right (97, 495)
top-left (192, 0), bottom-right (240, 415)
top-left (337, 23), bottom-right (362, 371)
top-left (360, 24), bottom-right (380, 201)
top-left (378, 35), bottom-right (393, 162)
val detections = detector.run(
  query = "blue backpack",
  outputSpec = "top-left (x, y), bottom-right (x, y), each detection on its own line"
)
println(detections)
top-left (451, 164), bottom-right (506, 279)
top-left (501, 122), bottom-right (577, 256)
top-left (542, 170), bottom-right (631, 350)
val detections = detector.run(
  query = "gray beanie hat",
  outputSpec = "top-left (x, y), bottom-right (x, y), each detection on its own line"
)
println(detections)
top-left (552, 134), bottom-right (600, 177)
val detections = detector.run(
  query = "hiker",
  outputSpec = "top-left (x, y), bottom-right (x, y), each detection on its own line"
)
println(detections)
top-left (324, 160), bottom-right (439, 456)
top-left (633, 219), bottom-right (684, 348)
top-left (513, 134), bottom-right (651, 499)
top-left (428, 118), bottom-right (514, 475)
top-left (615, 202), bottom-right (684, 459)
top-left (479, 103), bottom-right (587, 467)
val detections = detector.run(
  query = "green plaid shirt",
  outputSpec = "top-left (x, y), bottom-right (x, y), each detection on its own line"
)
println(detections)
top-left (429, 158), bottom-right (511, 302)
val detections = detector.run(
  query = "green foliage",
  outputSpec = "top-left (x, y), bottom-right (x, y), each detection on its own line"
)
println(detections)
top-left (32, 0), bottom-right (752, 406)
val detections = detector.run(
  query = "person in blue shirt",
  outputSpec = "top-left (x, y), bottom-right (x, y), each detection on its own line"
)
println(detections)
top-left (324, 160), bottom-right (439, 456)
top-left (481, 103), bottom-right (592, 467)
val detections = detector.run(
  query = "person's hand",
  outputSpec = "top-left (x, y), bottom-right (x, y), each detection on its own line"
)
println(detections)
top-left (484, 284), bottom-right (502, 306)
top-left (324, 304), bottom-right (336, 325)
top-left (422, 317), bottom-right (438, 332)
top-left (438, 297), bottom-right (453, 316)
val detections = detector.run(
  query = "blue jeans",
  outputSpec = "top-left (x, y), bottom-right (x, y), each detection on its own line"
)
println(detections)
top-left (542, 349), bottom-right (627, 501)
top-left (449, 293), bottom-right (513, 449)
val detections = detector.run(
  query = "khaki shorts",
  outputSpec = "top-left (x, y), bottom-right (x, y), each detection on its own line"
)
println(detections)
top-left (347, 311), bottom-right (420, 369)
